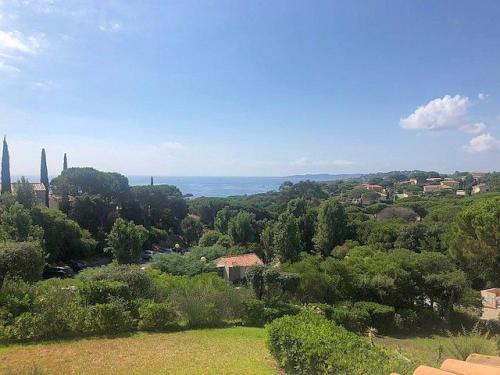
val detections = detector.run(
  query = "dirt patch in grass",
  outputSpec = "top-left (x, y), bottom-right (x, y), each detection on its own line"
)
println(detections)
top-left (0, 327), bottom-right (278, 375)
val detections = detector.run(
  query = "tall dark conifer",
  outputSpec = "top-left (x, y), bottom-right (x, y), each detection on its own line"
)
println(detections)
top-left (63, 153), bottom-right (68, 171)
top-left (40, 148), bottom-right (49, 206)
top-left (151, 176), bottom-right (154, 186)
top-left (1, 136), bottom-right (11, 194)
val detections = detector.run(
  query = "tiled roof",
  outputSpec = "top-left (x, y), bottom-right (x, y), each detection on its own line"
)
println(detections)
top-left (216, 253), bottom-right (263, 267)
top-left (391, 354), bottom-right (500, 375)
top-left (0, 182), bottom-right (47, 192)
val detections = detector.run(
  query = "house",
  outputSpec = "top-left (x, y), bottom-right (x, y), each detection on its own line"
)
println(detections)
top-left (409, 178), bottom-right (418, 185)
top-left (471, 171), bottom-right (486, 180)
top-left (356, 183), bottom-right (386, 195)
top-left (1, 182), bottom-right (47, 205)
top-left (440, 179), bottom-right (459, 188)
top-left (472, 183), bottom-right (488, 194)
top-left (481, 288), bottom-right (500, 309)
top-left (216, 253), bottom-right (263, 282)
top-left (423, 184), bottom-right (451, 193)
top-left (425, 177), bottom-right (442, 183)
top-left (456, 190), bottom-right (466, 196)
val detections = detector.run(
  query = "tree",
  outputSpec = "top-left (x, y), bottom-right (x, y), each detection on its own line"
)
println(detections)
top-left (198, 229), bottom-right (223, 247)
top-left (31, 205), bottom-right (97, 262)
top-left (15, 177), bottom-right (37, 209)
top-left (285, 198), bottom-right (317, 253)
top-left (150, 176), bottom-right (154, 186)
top-left (448, 196), bottom-right (500, 286)
top-left (313, 198), bottom-right (348, 257)
top-left (1, 202), bottom-right (43, 242)
top-left (228, 211), bottom-right (256, 245)
top-left (274, 212), bottom-right (301, 262)
top-left (40, 148), bottom-right (49, 206)
top-left (189, 197), bottom-right (227, 227)
top-left (214, 206), bottom-right (237, 233)
top-left (107, 218), bottom-right (148, 264)
top-left (0, 241), bottom-right (45, 286)
top-left (260, 224), bottom-right (275, 262)
top-left (180, 216), bottom-right (203, 246)
top-left (63, 153), bottom-right (68, 171)
top-left (1, 136), bottom-right (11, 194)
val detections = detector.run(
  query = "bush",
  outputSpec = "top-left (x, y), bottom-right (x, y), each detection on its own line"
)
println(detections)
top-left (328, 306), bottom-right (371, 332)
top-left (138, 301), bottom-right (177, 331)
top-left (80, 280), bottom-right (131, 305)
top-left (85, 300), bottom-right (135, 334)
top-left (352, 301), bottom-right (395, 332)
top-left (263, 303), bottom-right (301, 323)
top-left (267, 311), bottom-right (414, 375)
top-left (0, 241), bottom-right (45, 285)
top-left (394, 309), bottom-right (419, 333)
top-left (198, 230), bottom-right (223, 247)
top-left (444, 325), bottom-right (498, 360)
top-left (241, 299), bottom-right (266, 327)
top-left (79, 264), bottom-right (155, 299)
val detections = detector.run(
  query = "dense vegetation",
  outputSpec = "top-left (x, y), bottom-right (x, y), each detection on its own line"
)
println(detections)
top-left (0, 163), bottom-right (499, 373)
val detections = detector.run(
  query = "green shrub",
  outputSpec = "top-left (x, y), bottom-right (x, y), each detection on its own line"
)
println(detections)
top-left (329, 306), bottom-right (371, 332)
top-left (0, 241), bottom-right (45, 286)
top-left (263, 303), bottom-right (301, 323)
top-left (198, 230), bottom-right (223, 247)
top-left (352, 301), bottom-right (395, 332)
top-left (138, 301), bottom-right (177, 331)
top-left (241, 299), bottom-right (266, 327)
top-left (80, 280), bottom-right (131, 305)
top-left (79, 264), bottom-right (154, 299)
top-left (267, 311), bottom-right (414, 375)
top-left (85, 300), bottom-right (135, 334)
top-left (394, 309), bottom-right (419, 333)
top-left (444, 325), bottom-right (498, 360)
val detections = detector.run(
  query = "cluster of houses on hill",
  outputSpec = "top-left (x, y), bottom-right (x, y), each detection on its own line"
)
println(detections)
top-left (351, 171), bottom-right (490, 205)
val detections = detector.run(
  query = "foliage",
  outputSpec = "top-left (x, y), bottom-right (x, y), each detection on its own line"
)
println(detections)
top-left (267, 311), bottom-right (414, 375)
top-left (273, 212), bottom-right (301, 262)
top-left (1, 202), bottom-right (43, 242)
top-left (227, 211), bottom-right (257, 245)
top-left (448, 196), bottom-right (500, 286)
top-left (188, 197), bottom-right (226, 227)
top-left (198, 229), bottom-right (223, 247)
top-left (31, 205), bottom-right (97, 262)
top-left (444, 325), bottom-right (498, 360)
top-left (107, 218), bottom-right (148, 264)
top-left (180, 216), bottom-right (203, 246)
top-left (15, 177), bottom-right (37, 209)
top-left (214, 206), bottom-right (238, 233)
top-left (313, 198), bottom-right (348, 257)
top-left (1, 137), bottom-right (11, 194)
top-left (0, 242), bottom-right (45, 286)
top-left (137, 301), bottom-right (178, 331)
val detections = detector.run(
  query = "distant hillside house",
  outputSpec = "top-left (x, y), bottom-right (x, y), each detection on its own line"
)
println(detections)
top-left (423, 184), bottom-right (451, 193)
top-left (409, 178), bottom-right (418, 185)
top-left (440, 180), bottom-right (459, 188)
top-left (425, 177), bottom-right (442, 183)
top-left (356, 183), bottom-right (385, 194)
top-left (216, 253), bottom-right (263, 282)
top-left (472, 183), bottom-right (488, 194)
top-left (471, 171), bottom-right (486, 180)
top-left (1, 183), bottom-right (47, 205)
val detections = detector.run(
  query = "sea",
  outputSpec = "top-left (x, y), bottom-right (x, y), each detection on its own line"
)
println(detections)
top-left (128, 175), bottom-right (358, 197)
top-left (15, 174), bottom-right (361, 198)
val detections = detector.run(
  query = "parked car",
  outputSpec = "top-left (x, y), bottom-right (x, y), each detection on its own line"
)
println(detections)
top-left (142, 250), bottom-right (155, 261)
top-left (43, 265), bottom-right (75, 279)
top-left (68, 260), bottom-right (88, 272)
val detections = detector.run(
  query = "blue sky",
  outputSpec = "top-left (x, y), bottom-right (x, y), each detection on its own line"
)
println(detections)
top-left (0, 0), bottom-right (499, 176)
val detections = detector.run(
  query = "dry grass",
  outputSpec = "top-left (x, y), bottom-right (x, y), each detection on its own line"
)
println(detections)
top-left (0, 327), bottom-right (279, 375)
top-left (376, 334), bottom-right (498, 369)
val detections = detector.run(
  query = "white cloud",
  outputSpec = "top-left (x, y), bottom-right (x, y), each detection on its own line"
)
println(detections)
top-left (400, 94), bottom-right (469, 131)
top-left (478, 93), bottom-right (488, 101)
top-left (460, 122), bottom-right (487, 134)
top-left (33, 79), bottom-right (53, 89)
top-left (464, 133), bottom-right (500, 153)
top-left (99, 22), bottom-right (121, 33)
top-left (0, 30), bottom-right (33, 52)
top-left (0, 60), bottom-right (19, 72)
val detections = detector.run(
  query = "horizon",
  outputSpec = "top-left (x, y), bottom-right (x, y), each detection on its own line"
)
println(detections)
top-left (1, 1), bottom-right (500, 176)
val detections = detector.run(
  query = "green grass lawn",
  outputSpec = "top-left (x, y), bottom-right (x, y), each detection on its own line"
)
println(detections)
top-left (0, 327), bottom-right (279, 375)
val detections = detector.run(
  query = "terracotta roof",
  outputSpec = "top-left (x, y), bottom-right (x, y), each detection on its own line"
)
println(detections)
top-left (392, 354), bottom-right (500, 375)
top-left (216, 253), bottom-right (263, 268)
top-left (1, 182), bottom-right (47, 192)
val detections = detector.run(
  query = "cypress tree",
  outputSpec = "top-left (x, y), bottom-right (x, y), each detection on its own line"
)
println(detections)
top-left (150, 176), bottom-right (154, 186)
top-left (1, 136), bottom-right (11, 194)
top-left (63, 153), bottom-right (68, 171)
top-left (40, 148), bottom-right (49, 206)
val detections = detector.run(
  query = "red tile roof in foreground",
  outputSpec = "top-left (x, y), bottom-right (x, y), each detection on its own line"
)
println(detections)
top-left (216, 253), bottom-right (263, 268)
top-left (391, 354), bottom-right (500, 375)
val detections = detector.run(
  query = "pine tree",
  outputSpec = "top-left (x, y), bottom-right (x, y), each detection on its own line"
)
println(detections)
top-left (1, 136), bottom-right (11, 194)
top-left (63, 153), bottom-right (68, 171)
top-left (40, 148), bottom-right (49, 206)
